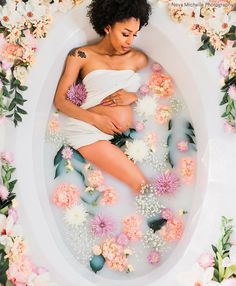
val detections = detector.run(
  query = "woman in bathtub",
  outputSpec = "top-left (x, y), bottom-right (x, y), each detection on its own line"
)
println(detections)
top-left (54, 0), bottom-right (152, 193)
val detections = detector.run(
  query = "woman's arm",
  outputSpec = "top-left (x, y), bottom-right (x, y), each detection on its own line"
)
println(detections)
top-left (53, 48), bottom-right (122, 134)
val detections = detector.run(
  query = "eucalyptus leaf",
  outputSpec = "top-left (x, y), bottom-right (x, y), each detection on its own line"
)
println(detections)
top-left (167, 151), bottom-right (174, 168)
top-left (54, 145), bottom-right (64, 166)
top-left (54, 160), bottom-right (65, 179)
top-left (147, 218), bottom-right (167, 232)
top-left (90, 255), bottom-right (105, 273)
top-left (167, 134), bottom-right (172, 146)
top-left (168, 119), bottom-right (172, 131)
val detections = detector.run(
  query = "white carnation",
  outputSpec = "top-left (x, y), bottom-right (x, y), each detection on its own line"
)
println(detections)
top-left (125, 139), bottom-right (150, 163)
top-left (64, 204), bottom-right (88, 227)
top-left (13, 66), bottom-right (28, 84)
top-left (135, 95), bottom-right (157, 119)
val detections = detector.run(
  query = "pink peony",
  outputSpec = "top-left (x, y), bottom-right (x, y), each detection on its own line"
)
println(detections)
top-left (148, 72), bottom-right (174, 97)
top-left (156, 105), bottom-right (172, 124)
top-left (152, 63), bottom-right (162, 72)
top-left (159, 218), bottom-right (184, 241)
top-left (61, 146), bottom-right (73, 160)
top-left (100, 186), bottom-right (118, 205)
top-left (0, 185), bottom-right (9, 201)
top-left (106, 254), bottom-right (128, 272)
top-left (135, 121), bottom-right (145, 131)
top-left (7, 256), bottom-right (35, 286)
top-left (197, 253), bottom-right (215, 269)
top-left (161, 208), bottom-right (174, 220)
top-left (0, 151), bottom-right (13, 164)
top-left (87, 170), bottom-right (104, 188)
top-left (139, 84), bottom-right (150, 96)
top-left (180, 157), bottom-right (194, 183)
top-left (123, 215), bottom-right (142, 241)
top-left (177, 140), bottom-right (189, 152)
top-left (116, 233), bottom-right (129, 247)
top-left (147, 250), bottom-right (161, 265)
top-left (228, 85), bottom-right (236, 100)
top-left (91, 213), bottom-right (116, 237)
top-left (153, 171), bottom-right (180, 195)
top-left (52, 183), bottom-right (79, 208)
top-left (2, 43), bottom-right (24, 62)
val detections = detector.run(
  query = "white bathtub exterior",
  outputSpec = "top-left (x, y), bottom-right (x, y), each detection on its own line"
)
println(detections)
top-left (1, 1), bottom-right (236, 285)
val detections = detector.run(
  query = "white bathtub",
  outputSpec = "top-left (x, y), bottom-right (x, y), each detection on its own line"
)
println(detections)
top-left (2, 1), bottom-right (236, 285)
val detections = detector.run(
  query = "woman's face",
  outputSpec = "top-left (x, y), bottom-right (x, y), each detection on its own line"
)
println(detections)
top-left (105, 17), bottom-right (140, 54)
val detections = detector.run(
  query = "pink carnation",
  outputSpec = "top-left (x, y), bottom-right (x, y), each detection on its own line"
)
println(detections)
top-left (147, 250), bottom-right (161, 265)
top-left (0, 185), bottom-right (9, 201)
top-left (152, 63), bottom-right (162, 72)
top-left (0, 151), bottom-right (13, 164)
top-left (148, 72), bottom-right (174, 97)
top-left (159, 218), bottom-right (184, 241)
top-left (123, 215), bottom-right (142, 241)
top-left (61, 146), bottom-right (73, 160)
top-left (100, 186), bottom-right (118, 205)
top-left (161, 208), bottom-right (174, 220)
top-left (177, 140), bottom-right (189, 152)
top-left (139, 84), bottom-right (150, 96)
top-left (116, 233), bottom-right (129, 246)
top-left (135, 121), bottom-right (145, 131)
top-left (197, 253), bottom-right (215, 269)
top-left (87, 170), bottom-right (104, 188)
top-left (52, 183), bottom-right (79, 208)
top-left (106, 254), bottom-right (128, 272)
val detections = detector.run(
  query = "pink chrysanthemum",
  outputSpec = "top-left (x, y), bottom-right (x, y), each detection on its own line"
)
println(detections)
top-left (147, 250), bottom-right (161, 265)
top-left (159, 218), bottom-right (184, 241)
top-left (52, 183), bottom-right (79, 208)
top-left (153, 171), bottom-right (180, 195)
top-left (122, 215), bottom-right (142, 241)
top-left (91, 214), bottom-right (116, 237)
top-left (66, 83), bottom-right (87, 106)
top-left (61, 146), bottom-right (73, 160)
top-left (87, 170), bottom-right (104, 188)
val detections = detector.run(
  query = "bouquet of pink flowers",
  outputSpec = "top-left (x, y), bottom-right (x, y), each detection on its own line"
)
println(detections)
top-left (66, 82), bottom-right (87, 106)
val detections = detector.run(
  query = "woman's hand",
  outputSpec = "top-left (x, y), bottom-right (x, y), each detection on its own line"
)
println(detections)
top-left (100, 89), bottom-right (137, 106)
top-left (92, 113), bottom-right (123, 135)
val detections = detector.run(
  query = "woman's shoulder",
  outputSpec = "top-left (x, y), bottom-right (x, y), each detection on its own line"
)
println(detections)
top-left (131, 48), bottom-right (149, 71)
top-left (68, 45), bottom-right (94, 59)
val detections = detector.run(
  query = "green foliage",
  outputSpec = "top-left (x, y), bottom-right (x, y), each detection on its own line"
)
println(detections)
top-left (147, 218), bottom-right (167, 233)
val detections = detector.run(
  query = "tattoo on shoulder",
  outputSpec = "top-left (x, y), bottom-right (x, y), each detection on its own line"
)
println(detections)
top-left (68, 48), bottom-right (86, 58)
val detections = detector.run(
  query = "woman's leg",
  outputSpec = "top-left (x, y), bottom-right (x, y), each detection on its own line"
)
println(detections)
top-left (78, 140), bottom-right (148, 193)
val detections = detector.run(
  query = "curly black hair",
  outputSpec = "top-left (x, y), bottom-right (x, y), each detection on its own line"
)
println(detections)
top-left (87, 0), bottom-right (152, 36)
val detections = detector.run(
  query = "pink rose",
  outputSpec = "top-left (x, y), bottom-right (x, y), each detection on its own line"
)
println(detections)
top-left (197, 253), bottom-right (215, 269)
top-left (0, 151), bottom-right (13, 164)
top-left (135, 121), bottom-right (145, 131)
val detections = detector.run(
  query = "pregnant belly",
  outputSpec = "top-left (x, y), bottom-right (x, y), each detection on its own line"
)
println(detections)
top-left (87, 105), bottom-right (133, 132)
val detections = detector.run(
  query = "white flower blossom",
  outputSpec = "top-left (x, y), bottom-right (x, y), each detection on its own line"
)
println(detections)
top-left (0, 2), bottom-right (24, 28)
top-left (13, 66), bottom-right (28, 85)
top-left (125, 139), bottom-right (150, 163)
top-left (64, 204), bottom-right (88, 227)
top-left (17, 0), bottom-right (48, 22)
top-left (135, 95), bottom-right (157, 119)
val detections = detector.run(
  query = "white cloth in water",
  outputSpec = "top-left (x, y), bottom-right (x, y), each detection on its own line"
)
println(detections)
top-left (62, 69), bottom-right (141, 149)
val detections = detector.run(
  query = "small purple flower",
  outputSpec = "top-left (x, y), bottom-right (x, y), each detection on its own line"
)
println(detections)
top-left (153, 171), bottom-right (180, 195)
top-left (91, 213), bottom-right (116, 237)
top-left (66, 83), bottom-right (87, 106)
top-left (147, 250), bottom-right (160, 265)
top-left (228, 85), bottom-right (236, 100)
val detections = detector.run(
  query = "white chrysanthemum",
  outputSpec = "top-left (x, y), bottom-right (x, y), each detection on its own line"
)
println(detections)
top-left (0, 3), bottom-right (23, 28)
top-left (125, 139), bottom-right (150, 163)
top-left (135, 95), bottom-right (157, 119)
top-left (64, 204), bottom-right (88, 227)
top-left (17, 0), bottom-right (48, 22)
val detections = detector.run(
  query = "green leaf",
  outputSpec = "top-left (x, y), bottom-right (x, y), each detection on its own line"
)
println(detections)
top-left (54, 161), bottom-right (65, 179)
top-left (212, 244), bottom-right (218, 254)
top-left (14, 112), bottom-right (22, 122)
top-left (90, 255), bottom-right (105, 273)
top-left (13, 79), bottom-right (21, 87)
top-left (17, 85), bottom-right (28, 91)
top-left (224, 265), bottom-right (236, 279)
top-left (16, 107), bottom-right (27, 115)
top-left (201, 33), bottom-right (209, 43)
top-left (54, 145), bottom-right (64, 166)
top-left (72, 148), bottom-right (86, 163)
top-left (0, 193), bottom-right (16, 210)
top-left (217, 252), bottom-right (224, 282)
top-left (168, 119), bottom-right (172, 131)
top-left (2, 86), bottom-right (9, 98)
top-left (167, 134), bottom-right (172, 146)
top-left (147, 218), bottom-right (167, 232)
top-left (197, 42), bottom-right (209, 51)
top-left (185, 133), bottom-right (195, 144)
top-left (187, 121), bottom-right (194, 130)
top-left (167, 151), bottom-right (174, 168)
top-left (8, 100), bottom-right (16, 111)
top-left (208, 43), bottom-right (215, 56)
top-left (8, 179), bottom-right (17, 192)
top-left (0, 249), bottom-right (9, 285)
top-left (220, 94), bottom-right (229, 106)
